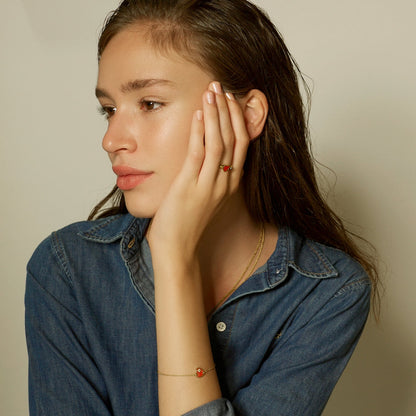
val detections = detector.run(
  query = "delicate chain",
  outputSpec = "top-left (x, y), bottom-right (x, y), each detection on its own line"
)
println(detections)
top-left (207, 223), bottom-right (265, 318)
top-left (158, 225), bottom-right (265, 378)
top-left (158, 366), bottom-right (216, 378)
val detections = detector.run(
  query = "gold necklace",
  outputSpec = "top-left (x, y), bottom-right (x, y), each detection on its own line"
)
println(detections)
top-left (207, 223), bottom-right (265, 318)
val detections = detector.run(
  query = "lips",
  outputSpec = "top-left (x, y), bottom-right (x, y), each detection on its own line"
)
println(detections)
top-left (112, 166), bottom-right (153, 191)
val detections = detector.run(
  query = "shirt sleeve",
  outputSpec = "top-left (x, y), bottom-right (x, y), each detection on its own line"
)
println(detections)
top-left (184, 277), bottom-right (371, 416)
top-left (26, 232), bottom-right (371, 416)
top-left (25, 234), bottom-right (113, 416)
top-left (182, 399), bottom-right (235, 416)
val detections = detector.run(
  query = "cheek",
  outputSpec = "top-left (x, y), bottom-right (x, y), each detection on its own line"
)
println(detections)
top-left (154, 112), bottom-right (194, 164)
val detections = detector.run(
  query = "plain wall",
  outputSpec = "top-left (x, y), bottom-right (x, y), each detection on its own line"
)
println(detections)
top-left (1, 0), bottom-right (415, 414)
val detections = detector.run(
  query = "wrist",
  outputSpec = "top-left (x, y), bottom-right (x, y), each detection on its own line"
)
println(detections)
top-left (151, 247), bottom-right (200, 281)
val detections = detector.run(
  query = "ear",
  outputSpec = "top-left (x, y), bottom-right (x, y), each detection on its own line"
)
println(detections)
top-left (240, 89), bottom-right (268, 140)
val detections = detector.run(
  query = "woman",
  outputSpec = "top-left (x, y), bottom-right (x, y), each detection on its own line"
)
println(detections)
top-left (25, 1), bottom-right (379, 415)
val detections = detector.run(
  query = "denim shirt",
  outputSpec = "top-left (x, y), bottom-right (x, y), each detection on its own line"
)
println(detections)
top-left (25, 214), bottom-right (371, 416)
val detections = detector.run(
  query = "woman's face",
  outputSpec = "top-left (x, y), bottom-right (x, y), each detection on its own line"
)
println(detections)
top-left (96, 27), bottom-right (213, 218)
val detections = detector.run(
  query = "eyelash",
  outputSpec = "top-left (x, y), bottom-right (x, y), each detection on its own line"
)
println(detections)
top-left (97, 106), bottom-right (116, 120)
top-left (98, 100), bottom-right (163, 120)
top-left (139, 100), bottom-right (163, 112)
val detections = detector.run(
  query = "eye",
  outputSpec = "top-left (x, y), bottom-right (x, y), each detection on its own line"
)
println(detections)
top-left (98, 105), bottom-right (116, 120)
top-left (139, 100), bottom-right (163, 112)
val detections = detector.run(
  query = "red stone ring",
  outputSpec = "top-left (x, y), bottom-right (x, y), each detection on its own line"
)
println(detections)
top-left (219, 164), bottom-right (233, 172)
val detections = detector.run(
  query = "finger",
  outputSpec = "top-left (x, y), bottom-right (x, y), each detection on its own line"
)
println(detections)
top-left (209, 82), bottom-right (234, 171)
top-left (224, 92), bottom-right (251, 186)
top-left (199, 89), bottom-right (224, 184)
top-left (179, 110), bottom-right (205, 182)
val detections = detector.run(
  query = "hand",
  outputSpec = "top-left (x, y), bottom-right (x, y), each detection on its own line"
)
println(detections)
top-left (147, 82), bottom-right (250, 260)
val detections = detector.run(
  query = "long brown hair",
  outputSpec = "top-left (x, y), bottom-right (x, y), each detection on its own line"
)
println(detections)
top-left (90, 0), bottom-right (380, 314)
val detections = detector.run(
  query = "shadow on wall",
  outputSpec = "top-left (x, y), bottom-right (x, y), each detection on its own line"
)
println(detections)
top-left (318, 140), bottom-right (415, 413)
top-left (314, 83), bottom-right (416, 414)
top-left (324, 317), bottom-right (415, 415)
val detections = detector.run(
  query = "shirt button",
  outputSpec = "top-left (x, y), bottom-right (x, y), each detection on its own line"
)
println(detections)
top-left (127, 238), bottom-right (135, 249)
top-left (216, 322), bottom-right (227, 332)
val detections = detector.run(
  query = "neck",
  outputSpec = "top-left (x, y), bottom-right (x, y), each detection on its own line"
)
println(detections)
top-left (197, 190), bottom-right (260, 275)
top-left (197, 189), bottom-right (278, 316)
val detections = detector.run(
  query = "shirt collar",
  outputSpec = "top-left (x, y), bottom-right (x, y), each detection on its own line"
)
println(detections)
top-left (78, 214), bottom-right (338, 284)
top-left (265, 227), bottom-right (338, 287)
top-left (78, 214), bottom-right (146, 243)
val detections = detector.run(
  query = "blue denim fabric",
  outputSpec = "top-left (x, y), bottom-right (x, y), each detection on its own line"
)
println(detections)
top-left (25, 214), bottom-right (371, 415)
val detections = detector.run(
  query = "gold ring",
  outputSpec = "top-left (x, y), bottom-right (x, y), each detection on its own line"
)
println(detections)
top-left (219, 164), bottom-right (233, 172)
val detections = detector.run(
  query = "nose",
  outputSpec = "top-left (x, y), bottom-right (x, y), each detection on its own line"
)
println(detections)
top-left (102, 114), bottom-right (138, 154)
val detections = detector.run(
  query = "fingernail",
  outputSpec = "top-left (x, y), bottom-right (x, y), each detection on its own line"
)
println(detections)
top-left (210, 82), bottom-right (222, 95)
top-left (196, 110), bottom-right (203, 120)
top-left (225, 92), bottom-right (235, 101)
top-left (207, 91), bottom-right (215, 104)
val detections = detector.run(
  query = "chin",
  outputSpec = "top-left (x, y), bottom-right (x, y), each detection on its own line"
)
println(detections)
top-left (124, 196), bottom-right (157, 219)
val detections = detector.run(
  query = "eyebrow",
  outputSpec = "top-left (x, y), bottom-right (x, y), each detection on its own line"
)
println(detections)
top-left (95, 78), bottom-right (175, 99)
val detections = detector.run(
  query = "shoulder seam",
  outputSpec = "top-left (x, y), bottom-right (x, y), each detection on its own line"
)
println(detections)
top-left (51, 231), bottom-right (74, 286)
top-left (334, 276), bottom-right (371, 297)
top-left (26, 269), bottom-right (82, 321)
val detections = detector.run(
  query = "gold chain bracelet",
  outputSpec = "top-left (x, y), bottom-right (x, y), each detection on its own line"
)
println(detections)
top-left (158, 366), bottom-right (216, 378)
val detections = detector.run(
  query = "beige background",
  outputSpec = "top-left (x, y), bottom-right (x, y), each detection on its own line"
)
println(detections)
top-left (1, 0), bottom-right (415, 414)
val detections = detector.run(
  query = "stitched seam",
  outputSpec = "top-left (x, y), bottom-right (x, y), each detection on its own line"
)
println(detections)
top-left (288, 261), bottom-right (332, 277)
top-left (306, 241), bottom-right (333, 273)
top-left (51, 232), bottom-right (74, 286)
top-left (222, 302), bottom-right (240, 352)
top-left (80, 216), bottom-right (124, 241)
top-left (334, 277), bottom-right (371, 297)
top-left (26, 270), bottom-right (82, 321)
